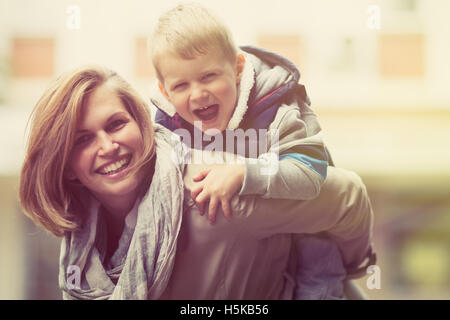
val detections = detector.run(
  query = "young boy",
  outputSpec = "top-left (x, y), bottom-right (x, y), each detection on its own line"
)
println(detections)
top-left (149, 3), bottom-right (375, 299)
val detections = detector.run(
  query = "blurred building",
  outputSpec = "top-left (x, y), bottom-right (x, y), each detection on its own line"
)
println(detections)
top-left (0, 0), bottom-right (449, 299)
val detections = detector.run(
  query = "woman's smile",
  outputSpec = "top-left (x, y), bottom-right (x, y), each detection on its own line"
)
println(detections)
top-left (96, 154), bottom-right (132, 176)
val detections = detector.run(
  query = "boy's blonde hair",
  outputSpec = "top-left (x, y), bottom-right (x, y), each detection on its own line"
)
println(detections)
top-left (19, 66), bottom-right (156, 237)
top-left (150, 3), bottom-right (238, 81)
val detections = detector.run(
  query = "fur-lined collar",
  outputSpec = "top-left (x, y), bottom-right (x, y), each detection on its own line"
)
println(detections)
top-left (226, 51), bottom-right (254, 130)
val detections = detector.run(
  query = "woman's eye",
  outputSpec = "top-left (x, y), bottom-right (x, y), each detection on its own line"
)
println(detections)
top-left (108, 119), bottom-right (126, 131)
top-left (74, 134), bottom-right (93, 146)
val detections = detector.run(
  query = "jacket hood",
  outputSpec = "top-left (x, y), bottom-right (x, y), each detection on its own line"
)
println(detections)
top-left (151, 46), bottom-right (301, 130)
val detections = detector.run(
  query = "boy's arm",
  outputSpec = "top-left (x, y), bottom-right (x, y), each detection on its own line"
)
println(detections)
top-left (153, 88), bottom-right (328, 201)
top-left (188, 104), bottom-right (327, 221)
top-left (239, 103), bottom-right (329, 200)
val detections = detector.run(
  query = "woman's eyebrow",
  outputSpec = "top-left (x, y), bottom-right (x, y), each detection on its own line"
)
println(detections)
top-left (106, 111), bottom-right (128, 121)
top-left (75, 128), bottom-right (90, 135)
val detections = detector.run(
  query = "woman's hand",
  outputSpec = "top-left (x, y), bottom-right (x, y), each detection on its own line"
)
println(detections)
top-left (190, 163), bottom-right (245, 224)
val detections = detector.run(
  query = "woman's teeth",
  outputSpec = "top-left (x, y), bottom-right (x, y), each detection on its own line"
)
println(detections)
top-left (100, 158), bottom-right (130, 175)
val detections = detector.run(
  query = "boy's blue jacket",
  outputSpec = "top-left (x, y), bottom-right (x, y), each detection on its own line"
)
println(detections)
top-left (151, 46), bottom-right (331, 201)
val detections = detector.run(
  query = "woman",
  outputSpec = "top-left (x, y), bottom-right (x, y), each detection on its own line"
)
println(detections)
top-left (19, 66), bottom-right (373, 299)
top-left (20, 66), bottom-right (184, 299)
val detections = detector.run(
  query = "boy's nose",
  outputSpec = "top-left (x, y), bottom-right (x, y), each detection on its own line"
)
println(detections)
top-left (189, 84), bottom-right (208, 103)
top-left (97, 132), bottom-right (119, 157)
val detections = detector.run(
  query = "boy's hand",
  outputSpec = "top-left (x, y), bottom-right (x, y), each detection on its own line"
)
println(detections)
top-left (190, 163), bottom-right (245, 224)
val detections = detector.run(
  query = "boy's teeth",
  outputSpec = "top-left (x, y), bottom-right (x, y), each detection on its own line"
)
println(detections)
top-left (194, 104), bottom-right (219, 121)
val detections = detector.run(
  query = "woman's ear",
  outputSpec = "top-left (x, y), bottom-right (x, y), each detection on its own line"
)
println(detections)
top-left (64, 167), bottom-right (78, 182)
top-left (235, 54), bottom-right (246, 85)
top-left (158, 82), bottom-right (171, 102)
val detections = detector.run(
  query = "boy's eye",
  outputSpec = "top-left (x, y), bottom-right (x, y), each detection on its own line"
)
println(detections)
top-left (173, 82), bottom-right (187, 90)
top-left (202, 73), bottom-right (216, 80)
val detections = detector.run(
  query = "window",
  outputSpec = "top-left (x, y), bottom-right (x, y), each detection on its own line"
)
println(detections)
top-left (395, 0), bottom-right (418, 12)
top-left (135, 37), bottom-right (155, 78)
top-left (378, 34), bottom-right (424, 78)
top-left (12, 38), bottom-right (54, 78)
top-left (257, 34), bottom-right (304, 68)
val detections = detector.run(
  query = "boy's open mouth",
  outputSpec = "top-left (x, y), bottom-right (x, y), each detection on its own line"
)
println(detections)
top-left (193, 104), bottom-right (219, 121)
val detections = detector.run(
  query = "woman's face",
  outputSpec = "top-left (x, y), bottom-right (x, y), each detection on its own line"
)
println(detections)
top-left (66, 83), bottom-right (144, 211)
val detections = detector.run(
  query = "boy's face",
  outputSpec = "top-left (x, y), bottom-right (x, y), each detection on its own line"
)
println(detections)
top-left (158, 49), bottom-right (244, 132)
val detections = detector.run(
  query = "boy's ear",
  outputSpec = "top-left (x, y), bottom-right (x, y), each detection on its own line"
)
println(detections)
top-left (158, 82), bottom-right (171, 102)
top-left (235, 54), bottom-right (246, 85)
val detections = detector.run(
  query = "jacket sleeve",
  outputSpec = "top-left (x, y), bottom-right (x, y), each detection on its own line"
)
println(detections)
top-left (238, 103), bottom-right (328, 200)
top-left (239, 166), bottom-right (375, 275)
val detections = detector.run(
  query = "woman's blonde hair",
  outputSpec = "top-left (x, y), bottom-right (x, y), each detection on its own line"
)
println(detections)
top-left (150, 3), bottom-right (238, 81)
top-left (19, 66), bottom-right (156, 237)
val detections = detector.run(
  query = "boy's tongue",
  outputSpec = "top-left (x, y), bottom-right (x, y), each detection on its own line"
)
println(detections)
top-left (194, 104), bottom-right (219, 121)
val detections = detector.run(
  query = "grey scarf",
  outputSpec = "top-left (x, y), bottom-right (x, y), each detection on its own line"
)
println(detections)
top-left (58, 125), bottom-right (186, 299)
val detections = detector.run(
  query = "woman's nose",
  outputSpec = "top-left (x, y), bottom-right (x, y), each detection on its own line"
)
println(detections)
top-left (97, 132), bottom-right (119, 157)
